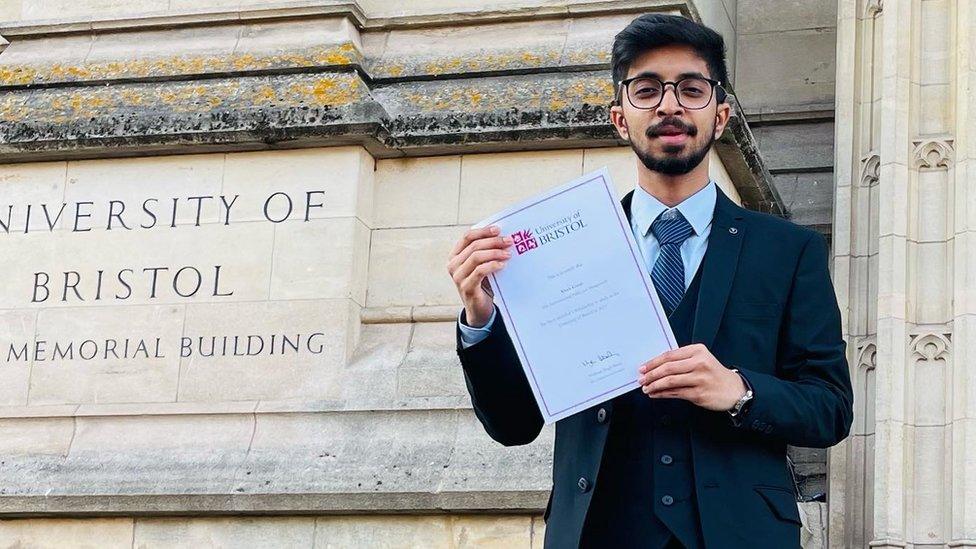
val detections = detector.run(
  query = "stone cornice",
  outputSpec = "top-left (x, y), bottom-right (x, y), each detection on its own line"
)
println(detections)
top-left (0, 0), bottom-right (782, 215)
top-left (0, 491), bottom-right (550, 516)
top-left (0, 2), bottom-right (370, 37)
top-left (0, 0), bottom-right (688, 37)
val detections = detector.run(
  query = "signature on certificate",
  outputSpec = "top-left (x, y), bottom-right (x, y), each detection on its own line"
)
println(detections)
top-left (580, 350), bottom-right (621, 369)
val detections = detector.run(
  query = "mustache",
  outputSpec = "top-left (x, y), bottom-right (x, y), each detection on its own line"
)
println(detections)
top-left (647, 117), bottom-right (697, 137)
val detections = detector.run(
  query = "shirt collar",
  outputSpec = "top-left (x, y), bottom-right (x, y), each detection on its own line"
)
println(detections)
top-left (631, 179), bottom-right (717, 238)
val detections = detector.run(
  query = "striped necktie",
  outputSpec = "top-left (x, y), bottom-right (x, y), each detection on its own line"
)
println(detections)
top-left (649, 209), bottom-right (694, 315)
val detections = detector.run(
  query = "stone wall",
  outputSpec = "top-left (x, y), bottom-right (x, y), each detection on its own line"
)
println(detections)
top-left (0, 1), bottom-right (796, 546)
top-left (736, 0), bottom-right (836, 236)
top-left (831, 0), bottom-right (976, 546)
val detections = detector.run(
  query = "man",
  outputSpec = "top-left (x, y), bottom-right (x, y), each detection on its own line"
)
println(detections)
top-left (445, 13), bottom-right (853, 549)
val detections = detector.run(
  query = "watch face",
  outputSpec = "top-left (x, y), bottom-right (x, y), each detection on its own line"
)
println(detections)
top-left (730, 391), bottom-right (753, 416)
top-left (739, 395), bottom-right (754, 414)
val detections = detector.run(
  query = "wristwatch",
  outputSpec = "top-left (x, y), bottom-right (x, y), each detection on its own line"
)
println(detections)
top-left (727, 368), bottom-right (754, 419)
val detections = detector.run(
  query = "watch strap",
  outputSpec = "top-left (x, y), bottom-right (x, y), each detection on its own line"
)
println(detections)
top-left (727, 368), bottom-right (754, 419)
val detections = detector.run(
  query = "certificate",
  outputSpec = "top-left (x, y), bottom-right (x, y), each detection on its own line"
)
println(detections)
top-left (473, 166), bottom-right (677, 424)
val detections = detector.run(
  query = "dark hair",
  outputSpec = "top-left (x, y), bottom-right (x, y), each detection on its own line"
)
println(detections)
top-left (611, 14), bottom-right (729, 105)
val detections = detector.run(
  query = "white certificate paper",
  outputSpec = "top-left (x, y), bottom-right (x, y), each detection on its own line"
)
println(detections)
top-left (473, 167), bottom-right (677, 424)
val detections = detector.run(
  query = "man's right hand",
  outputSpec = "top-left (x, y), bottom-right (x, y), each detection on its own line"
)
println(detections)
top-left (447, 225), bottom-right (513, 328)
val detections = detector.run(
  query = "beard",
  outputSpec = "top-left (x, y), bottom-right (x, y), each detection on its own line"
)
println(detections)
top-left (630, 119), bottom-right (716, 176)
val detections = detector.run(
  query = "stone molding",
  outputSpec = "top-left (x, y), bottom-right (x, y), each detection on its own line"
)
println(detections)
top-left (865, 0), bottom-right (884, 18)
top-left (0, 0), bottom-right (782, 215)
top-left (0, 490), bottom-right (549, 516)
top-left (908, 331), bottom-right (950, 362)
top-left (0, 0), bottom-right (687, 37)
top-left (911, 138), bottom-right (954, 169)
top-left (859, 152), bottom-right (880, 187)
top-left (857, 339), bottom-right (877, 372)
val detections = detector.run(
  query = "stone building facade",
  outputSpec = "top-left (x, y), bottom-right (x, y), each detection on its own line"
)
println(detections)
top-left (0, 0), bottom-right (938, 547)
top-left (828, 0), bottom-right (976, 547)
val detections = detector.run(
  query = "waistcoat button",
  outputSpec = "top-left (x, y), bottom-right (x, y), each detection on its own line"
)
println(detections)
top-left (596, 408), bottom-right (607, 423)
top-left (577, 477), bottom-right (590, 493)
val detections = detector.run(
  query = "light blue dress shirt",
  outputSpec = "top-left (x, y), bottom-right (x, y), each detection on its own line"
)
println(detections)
top-left (458, 180), bottom-right (718, 349)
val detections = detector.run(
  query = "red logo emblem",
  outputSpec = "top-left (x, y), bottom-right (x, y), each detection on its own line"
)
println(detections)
top-left (512, 229), bottom-right (538, 255)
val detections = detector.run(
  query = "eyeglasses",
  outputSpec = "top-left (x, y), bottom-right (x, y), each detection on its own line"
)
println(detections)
top-left (617, 75), bottom-right (724, 110)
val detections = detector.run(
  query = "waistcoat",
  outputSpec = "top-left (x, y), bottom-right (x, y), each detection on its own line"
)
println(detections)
top-left (579, 259), bottom-right (707, 549)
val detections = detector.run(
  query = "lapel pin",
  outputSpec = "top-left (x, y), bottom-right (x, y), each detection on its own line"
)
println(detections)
top-left (729, 227), bottom-right (738, 235)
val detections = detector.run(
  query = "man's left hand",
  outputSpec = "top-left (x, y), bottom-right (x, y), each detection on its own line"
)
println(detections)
top-left (637, 343), bottom-right (746, 412)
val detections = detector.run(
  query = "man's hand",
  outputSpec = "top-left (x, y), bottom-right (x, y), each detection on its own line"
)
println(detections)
top-left (447, 225), bottom-right (513, 328)
top-left (637, 343), bottom-right (747, 412)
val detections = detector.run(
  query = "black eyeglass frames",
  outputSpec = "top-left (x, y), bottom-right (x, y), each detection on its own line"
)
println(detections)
top-left (616, 76), bottom-right (724, 110)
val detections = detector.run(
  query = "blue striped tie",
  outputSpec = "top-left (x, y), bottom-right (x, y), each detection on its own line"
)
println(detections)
top-left (649, 209), bottom-right (694, 315)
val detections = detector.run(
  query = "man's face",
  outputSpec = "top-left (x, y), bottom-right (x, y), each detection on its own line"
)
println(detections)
top-left (610, 44), bottom-right (731, 176)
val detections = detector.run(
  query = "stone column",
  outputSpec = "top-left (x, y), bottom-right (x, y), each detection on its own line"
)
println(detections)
top-left (831, 0), bottom-right (974, 546)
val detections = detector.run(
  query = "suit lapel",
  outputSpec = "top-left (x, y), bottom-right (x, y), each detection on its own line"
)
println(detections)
top-left (620, 185), bottom-right (745, 350)
top-left (691, 186), bottom-right (744, 349)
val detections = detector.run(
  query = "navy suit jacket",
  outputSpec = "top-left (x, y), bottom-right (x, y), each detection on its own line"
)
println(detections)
top-left (455, 185), bottom-right (854, 548)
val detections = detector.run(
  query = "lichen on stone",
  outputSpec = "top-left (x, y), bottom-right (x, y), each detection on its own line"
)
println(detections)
top-left (0, 42), bottom-right (363, 88)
